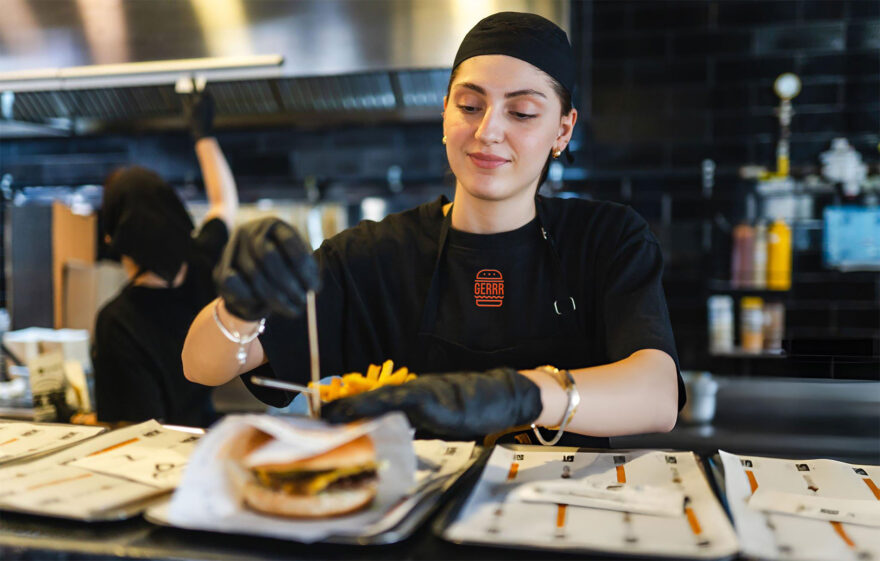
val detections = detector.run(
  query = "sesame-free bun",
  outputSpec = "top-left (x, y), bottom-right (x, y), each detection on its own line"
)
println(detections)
top-left (242, 479), bottom-right (378, 518)
top-left (237, 434), bottom-right (378, 519)
top-left (249, 435), bottom-right (375, 473)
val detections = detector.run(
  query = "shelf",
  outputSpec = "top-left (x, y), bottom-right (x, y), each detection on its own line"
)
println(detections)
top-left (709, 348), bottom-right (787, 359)
top-left (708, 280), bottom-right (790, 295)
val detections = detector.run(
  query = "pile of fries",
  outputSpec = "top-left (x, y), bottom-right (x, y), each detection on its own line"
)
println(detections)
top-left (310, 359), bottom-right (417, 402)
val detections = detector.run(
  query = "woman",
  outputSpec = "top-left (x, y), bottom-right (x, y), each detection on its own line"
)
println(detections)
top-left (94, 92), bottom-right (238, 428)
top-left (183, 12), bottom-right (683, 445)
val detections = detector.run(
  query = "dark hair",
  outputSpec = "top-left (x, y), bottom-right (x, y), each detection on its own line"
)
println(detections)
top-left (102, 166), bottom-right (194, 284)
top-left (445, 67), bottom-right (573, 188)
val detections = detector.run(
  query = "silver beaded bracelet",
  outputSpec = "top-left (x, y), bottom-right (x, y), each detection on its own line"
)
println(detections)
top-left (212, 300), bottom-right (266, 365)
top-left (531, 365), bottom-right (581, 446)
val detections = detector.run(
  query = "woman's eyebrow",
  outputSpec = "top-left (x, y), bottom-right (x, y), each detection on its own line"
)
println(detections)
top-left (505, 89), bottom-right (547, 99)
top-left (455, 83), bottom-right (547, 99)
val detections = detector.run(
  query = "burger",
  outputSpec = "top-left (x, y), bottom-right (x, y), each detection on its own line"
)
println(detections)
top-left (235, 433), bottom-right (379, 518)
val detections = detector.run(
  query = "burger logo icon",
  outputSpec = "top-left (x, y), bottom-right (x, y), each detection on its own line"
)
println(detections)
top-left (474, 269), bottom-right (504, 307)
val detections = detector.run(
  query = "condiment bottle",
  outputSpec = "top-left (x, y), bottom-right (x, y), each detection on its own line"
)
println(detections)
top-left (752, 221), bottom-right (767, 289)
top-left (767, 219), bottom-right (792, 290)
top-left (731, 223), bottom-right (755, 289)
top-left (708, 295), bottom-right (735, 353)
top-left (740, 297), bottom-right (765, 353)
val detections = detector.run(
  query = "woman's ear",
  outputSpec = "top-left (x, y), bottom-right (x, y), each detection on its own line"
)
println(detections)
top-left (557, 108), bottom-right (578, 146)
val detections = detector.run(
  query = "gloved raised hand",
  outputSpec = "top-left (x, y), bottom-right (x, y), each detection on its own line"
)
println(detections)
top-left (183, 91), bottom-right (215, 141)
top-left (215, 217), bottom-right (320, 321)
top-left (321, 367), bottom-right (543, 439)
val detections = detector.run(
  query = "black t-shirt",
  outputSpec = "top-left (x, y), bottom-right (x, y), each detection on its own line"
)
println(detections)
top-left (435, 217), bottom-right (557, 351)
top-left (244, 196), bottom-right (684, 417)
top-left (94, 218), bottom-right (228, 428)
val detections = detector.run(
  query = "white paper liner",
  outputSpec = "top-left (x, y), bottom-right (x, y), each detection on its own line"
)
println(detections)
top-left (512, 479), bottom-right (685, 517)
top-left (167, 412), bottom-right (415, 543)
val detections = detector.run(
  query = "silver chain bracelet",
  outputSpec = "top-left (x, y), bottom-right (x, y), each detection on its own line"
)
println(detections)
top-left (531, 365), bottom-right (580, 446)
top-left (212, 300), bottom-right (266, 365)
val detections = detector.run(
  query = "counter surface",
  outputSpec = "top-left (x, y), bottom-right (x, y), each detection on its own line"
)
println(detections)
top-left (2, 376), bottom-right (878, 560)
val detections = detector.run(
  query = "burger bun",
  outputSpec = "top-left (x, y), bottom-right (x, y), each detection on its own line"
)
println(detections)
top-left (242, 479), bottom-right (378, 518)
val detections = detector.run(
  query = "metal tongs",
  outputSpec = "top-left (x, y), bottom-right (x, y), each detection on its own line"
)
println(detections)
top-left (250, 289), bottom-right (322, 418)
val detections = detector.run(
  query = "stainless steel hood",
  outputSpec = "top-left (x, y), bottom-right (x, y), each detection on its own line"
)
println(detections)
top-left (0, 0), bottom-right (569, 135)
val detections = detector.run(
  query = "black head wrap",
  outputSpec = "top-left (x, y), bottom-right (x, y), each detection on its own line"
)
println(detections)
top-left (452, 11), bottom-right (575, 97)
top-left (102, 166), bottom-right (194, 284)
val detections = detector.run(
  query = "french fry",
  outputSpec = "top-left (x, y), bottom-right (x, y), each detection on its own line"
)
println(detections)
top-left (329, 377), bottom-right (343, 401)
top-left (315, 360), bottom-right (418, 403)
top-left (386, 369), bottom-right (406, 385)
top-left (378, 360), bottom-right (394, 383)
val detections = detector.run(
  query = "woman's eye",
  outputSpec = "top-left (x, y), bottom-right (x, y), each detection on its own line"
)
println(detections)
top-left (511, 111), bottom-right (537, 120)
top-left (457, 104), bottom-right (480, 113)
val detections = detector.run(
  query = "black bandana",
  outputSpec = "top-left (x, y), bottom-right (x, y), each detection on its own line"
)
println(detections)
top-left (452, 11), bottom-right (575, 97)
top-left (102, 166), bottom-right (194, 283)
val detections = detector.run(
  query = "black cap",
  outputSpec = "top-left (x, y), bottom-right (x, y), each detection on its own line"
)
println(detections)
top-left (452, 12), bottom-right (575, 97)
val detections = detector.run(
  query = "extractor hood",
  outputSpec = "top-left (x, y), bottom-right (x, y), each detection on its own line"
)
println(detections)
top-left (0, 0), bottom-right (569, 136)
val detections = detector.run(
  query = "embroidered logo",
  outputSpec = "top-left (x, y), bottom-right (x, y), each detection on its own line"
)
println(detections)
top-left (474, 269), bottom-right (504, 307)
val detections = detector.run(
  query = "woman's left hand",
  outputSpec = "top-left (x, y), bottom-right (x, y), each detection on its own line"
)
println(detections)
top-left (321, 367), bottom-right (543, 438)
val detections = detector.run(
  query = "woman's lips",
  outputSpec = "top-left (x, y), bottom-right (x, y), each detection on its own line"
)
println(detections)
top-left (468, 152), bottom-right (509, 169)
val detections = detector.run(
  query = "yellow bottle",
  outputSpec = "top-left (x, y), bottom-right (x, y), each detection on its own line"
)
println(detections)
top-left (740, 297), bottom-right (765, 353)
top-left (767, 219), bottom-right (792, 290)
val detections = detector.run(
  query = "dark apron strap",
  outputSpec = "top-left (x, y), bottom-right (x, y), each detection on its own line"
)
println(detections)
top-left (417, 207), bottom-right (453, 333)
top-left (535, 196), bottom-right (578, 328)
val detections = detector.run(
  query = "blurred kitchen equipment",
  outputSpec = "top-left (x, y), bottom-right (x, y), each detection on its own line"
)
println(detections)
top-left (8, 196), bottom-right (97, 330)
top-left (773, 73), bottom-right (801, 178)
top-left (3, 327), bottom-right (92, 374)
top-left (823, 206), bottom-right (880, 271)
top-left (680, 371), bottom-right (720, 425)
top-left (821, 138), bottom-right (868, 198)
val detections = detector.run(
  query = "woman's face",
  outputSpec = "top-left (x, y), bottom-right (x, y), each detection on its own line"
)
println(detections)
top-left (443, 55), bottom-right (577, 203)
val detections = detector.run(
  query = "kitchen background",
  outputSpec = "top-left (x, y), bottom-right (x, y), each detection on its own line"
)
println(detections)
top-left (0, 0), bottom-right (878, 380)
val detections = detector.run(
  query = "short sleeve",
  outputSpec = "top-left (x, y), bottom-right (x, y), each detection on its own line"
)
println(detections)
top-left (193, 217), bottom-right (229, 268)
top-left (93, 310), bottom-right (168, 423)
top-left (602, 209), bottom-right (686, 411)
top-left (239, 362), bottom-right (294, 408)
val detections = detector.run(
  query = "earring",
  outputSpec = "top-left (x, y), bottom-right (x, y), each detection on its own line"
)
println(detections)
top-left (442, 136), bottom-right (447, 145)
top-left (552, 149), bottom-right (561, 158)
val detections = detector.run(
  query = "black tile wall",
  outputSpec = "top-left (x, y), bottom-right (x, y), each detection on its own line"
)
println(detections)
top-left (803, 0), bottom-right (847, 21)
top-left (716, 1), bottom-right (801, 27)
top-left (587, 1), bottom-right (879, 184)
top-left (584, 0), bottom-right (880, 377)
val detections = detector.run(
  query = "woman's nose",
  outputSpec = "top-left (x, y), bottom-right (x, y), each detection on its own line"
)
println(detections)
top-left (474, 107), bottom-right (504, 144)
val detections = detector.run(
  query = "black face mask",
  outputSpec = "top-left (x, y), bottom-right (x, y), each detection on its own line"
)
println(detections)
top-left (102, 166), bottom-right (194, 284)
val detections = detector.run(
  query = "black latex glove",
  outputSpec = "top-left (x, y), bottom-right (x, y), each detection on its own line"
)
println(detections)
top-left (214, 217), bottom-right (320, 321)
top-left (183, 91), bottom-right (215, 141)
top-left (322, 367), bottom-right (543, 439)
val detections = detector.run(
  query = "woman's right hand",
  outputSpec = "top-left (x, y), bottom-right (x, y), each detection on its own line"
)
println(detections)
top-left (214, 217), bottom-right (320, 321)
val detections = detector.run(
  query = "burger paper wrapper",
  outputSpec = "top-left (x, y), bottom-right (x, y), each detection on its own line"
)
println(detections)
top-left (167, 412), bottom-right (415, 542)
